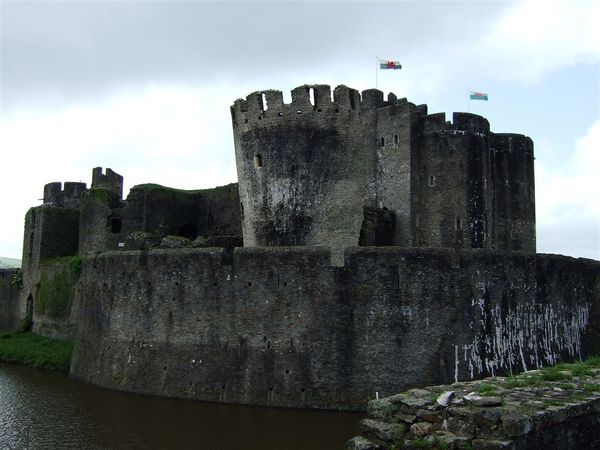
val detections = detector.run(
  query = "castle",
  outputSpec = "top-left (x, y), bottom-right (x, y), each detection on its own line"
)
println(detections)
top-left (0, 84), bottom-right (598, 411)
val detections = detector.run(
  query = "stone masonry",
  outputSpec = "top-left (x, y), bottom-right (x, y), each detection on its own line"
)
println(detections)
top-left (348, 363), bottom-right (600, 449)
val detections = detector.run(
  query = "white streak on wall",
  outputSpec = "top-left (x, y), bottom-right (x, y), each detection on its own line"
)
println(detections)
top-left (454, 293), bottom-right (590, 381)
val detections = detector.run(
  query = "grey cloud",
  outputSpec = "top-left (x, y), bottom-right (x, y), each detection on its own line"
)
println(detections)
top-left (1, 1), bottom-right (509, 110)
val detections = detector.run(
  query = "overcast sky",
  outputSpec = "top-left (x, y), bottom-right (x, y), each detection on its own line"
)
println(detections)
top-left (0, 0), bottom-right (598, 260)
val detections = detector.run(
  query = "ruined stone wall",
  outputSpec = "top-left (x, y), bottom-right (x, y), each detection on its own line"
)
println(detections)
top-left (70, 248), bottom-right (600, 411)
top-left (78, 187), bottom-right (124, 254)
top-left (0, 269), bottom-right (22, 331)
top-left (349, 366), bottom-right (600, 450)
top-left (79, 183), bottom-right (241, 254)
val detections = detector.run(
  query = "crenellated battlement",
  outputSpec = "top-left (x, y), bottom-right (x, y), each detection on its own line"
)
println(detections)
top-left (43, 181), bottom-right (87, 208)
top-left (231, 84), bottom-right (419, 129)
top-left (421, 112), bottom-right (490, 136)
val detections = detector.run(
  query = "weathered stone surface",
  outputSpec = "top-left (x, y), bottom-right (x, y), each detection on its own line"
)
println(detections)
top-left (367, 398), bottom-right (395, 420)
top-left (349, 368), bottom-right (600, 449)
top-left (410, 421), bottom-right (434, 437)
top-left (360, 418), bottom-right (404, 443)
top-left (500, 411), bottom-right (532, 437)
top-left (472, 439), bottom-right (514, 450)
top-left (437, 390), bottom-right (455, 407)
top-left (346, 436), bottom-right (380, 450)
top-left (464, 393), bottom-right (503, 407)
top-left (416, 409), bottom-right (446, 423)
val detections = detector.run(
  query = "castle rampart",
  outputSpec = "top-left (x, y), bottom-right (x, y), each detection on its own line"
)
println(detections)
top-left (69, 247), bottom-right (600, 410)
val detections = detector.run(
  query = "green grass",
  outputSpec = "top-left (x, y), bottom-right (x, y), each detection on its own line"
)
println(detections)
top-left (584, 357), bottom-right (600, 368)
top-left (477, 383), bottom-right (497, 394)
top-left (582, 383), bottom-right (600, 393)
top-left (0, 331), bottom-right (73, 371)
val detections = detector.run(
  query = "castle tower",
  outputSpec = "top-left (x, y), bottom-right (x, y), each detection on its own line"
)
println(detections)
top-left (490, 134), bottom-right (536, 252)
top-left (231, 84), bottom-right (535, 253)
top-left (231, 84), bottom-right (379, 247)
top-left (415, 112), bottom-right (493, 249)
top-left (92, 167), bottom-right (124, 198)
top-left (373, 97), bottom-right (428, 246)
top-left (43, 181), bottom-right (87, 208)
top-left (79, 167), bottom-right (125, 254)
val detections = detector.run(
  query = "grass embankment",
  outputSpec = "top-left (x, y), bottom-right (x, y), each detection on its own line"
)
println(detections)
top-left (0, 331), bottom-right (73, 371)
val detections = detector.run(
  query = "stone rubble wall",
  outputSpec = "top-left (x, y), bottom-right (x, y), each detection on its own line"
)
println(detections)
top-left (348, 365), bottom-right (600, 449)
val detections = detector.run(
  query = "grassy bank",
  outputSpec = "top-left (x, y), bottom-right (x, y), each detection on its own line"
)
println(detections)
top-left (0, 331), bottom-right (73, 371)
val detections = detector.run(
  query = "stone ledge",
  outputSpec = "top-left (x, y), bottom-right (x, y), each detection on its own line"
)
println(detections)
top-left (348, 362), bottom-right (600, 449)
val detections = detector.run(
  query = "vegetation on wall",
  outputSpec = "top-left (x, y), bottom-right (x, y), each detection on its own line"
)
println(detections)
top-left (11, 269), bottom-right (23, 289)
top-left (82, 186), bottom-right (120, 207)
top-left (36, 256), bottom-right (82, 318)
top-left (0, 331), bottom-right (73, 371)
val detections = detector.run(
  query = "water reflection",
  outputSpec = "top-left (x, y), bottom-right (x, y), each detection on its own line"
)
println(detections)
top-left (0, 363), bottom-right (363, 449)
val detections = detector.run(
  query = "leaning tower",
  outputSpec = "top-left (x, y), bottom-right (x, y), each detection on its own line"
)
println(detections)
top-left (231, 84), bottom-right (381, 248)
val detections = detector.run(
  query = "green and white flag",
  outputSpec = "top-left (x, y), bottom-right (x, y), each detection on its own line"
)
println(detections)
top-left (470, 91), bottom-right (488, 101)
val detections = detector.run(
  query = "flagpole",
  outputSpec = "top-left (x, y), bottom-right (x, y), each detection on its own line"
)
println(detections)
top-left (467, 89), bottom-right (470, 113)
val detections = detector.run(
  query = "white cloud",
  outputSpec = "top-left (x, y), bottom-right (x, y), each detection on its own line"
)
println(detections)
top-left (536, 118), bottom-right (600, 259)
top-left (474, 0), bottom-right (600, 82)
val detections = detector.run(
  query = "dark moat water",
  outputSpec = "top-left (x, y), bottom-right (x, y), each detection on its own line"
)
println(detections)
top-left (0, 363), bottom-right (363, 449)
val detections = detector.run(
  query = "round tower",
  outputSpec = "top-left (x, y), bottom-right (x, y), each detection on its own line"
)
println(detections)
top-left (490, 133), bottom-right (535, 252)
top-left (231, 84), bottom-right (382, 247)
top-left (415, 112), bottom-right (493, 249)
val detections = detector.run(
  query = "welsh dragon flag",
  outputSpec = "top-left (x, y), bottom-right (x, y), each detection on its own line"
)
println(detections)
top-left (470, 91), bottom-right (488, 101)
top-left (379, 59), bottom-right (402, 70)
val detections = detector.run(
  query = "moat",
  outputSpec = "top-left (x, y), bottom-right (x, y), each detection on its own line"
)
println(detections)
top-left (0, 363), bottom-right (362, 449)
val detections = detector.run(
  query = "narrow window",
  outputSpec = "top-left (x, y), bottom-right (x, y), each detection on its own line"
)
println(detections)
top-left (240, 202), bottom-right (245, 220)
top-left (309, 87), bottom-right (315, 107)
top-left (428, 175), bottom-right (436, 186)
top-left (254, 153), bottom-right (262, 168)
top-left (394, 134), bottom-right (399, 145)
top-left (456, 218), bottom-right (462, 230)
top-left (261, 92), bottom-right (268, 111)
top-left (380, 137), bottom-right (386, 147)
top-left (482, 177), bottom-right (487, 188)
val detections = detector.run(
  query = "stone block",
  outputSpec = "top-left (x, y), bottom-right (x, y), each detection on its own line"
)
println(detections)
top-left (346, 436), bottom-right (381, 450)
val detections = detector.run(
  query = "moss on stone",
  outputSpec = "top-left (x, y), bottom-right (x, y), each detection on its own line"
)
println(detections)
top-left (36, 256), bottom-right (82, 318)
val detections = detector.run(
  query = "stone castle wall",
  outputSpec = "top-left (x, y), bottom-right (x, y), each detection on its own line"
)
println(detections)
top-left (69, 247), bottom-right (600, 411)
top-left (0, 269), bottom-right (22, 331)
